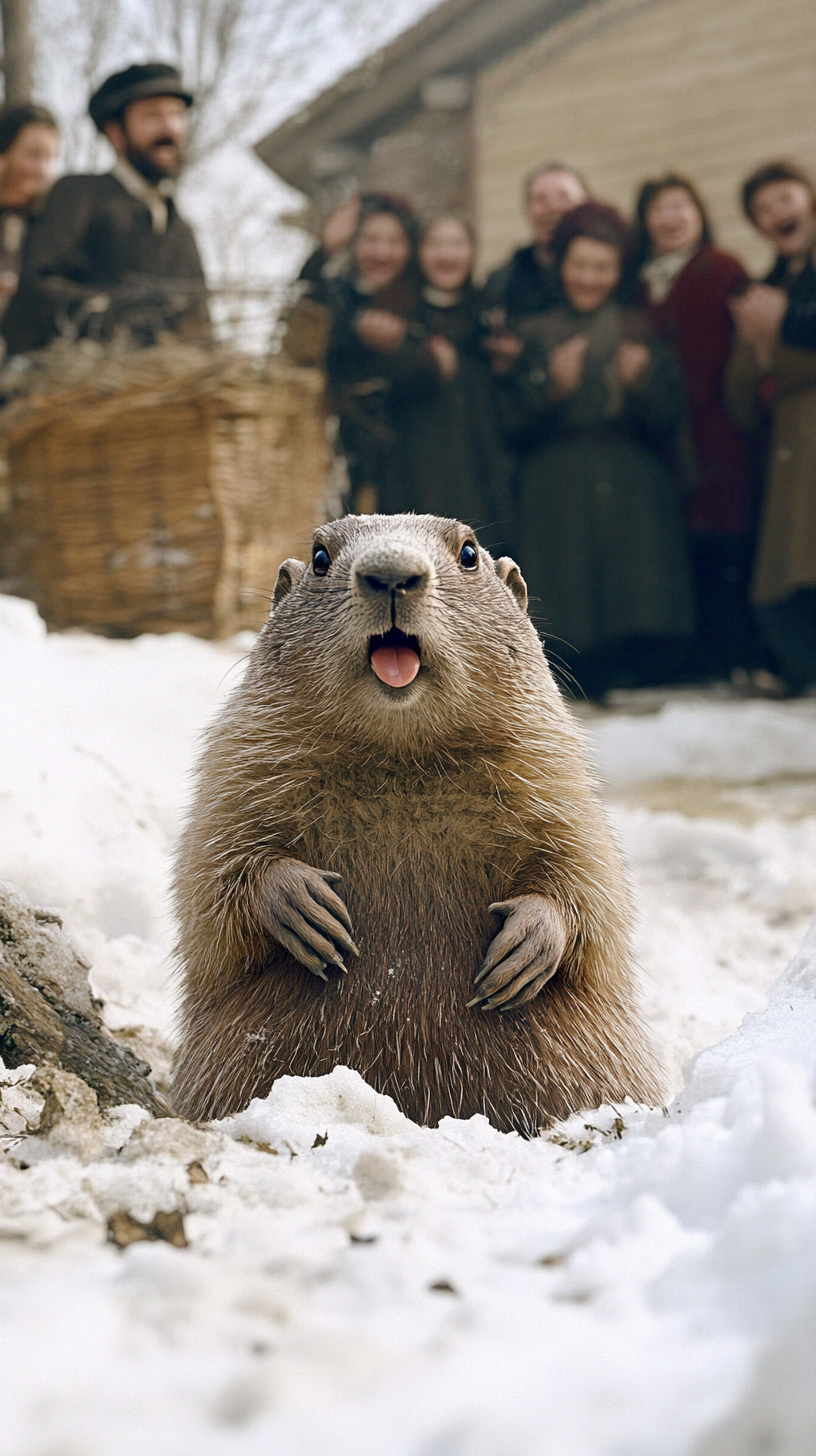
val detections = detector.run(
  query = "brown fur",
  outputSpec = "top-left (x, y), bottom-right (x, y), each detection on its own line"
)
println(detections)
top-left (171, 513), bottom-right (664, 1131)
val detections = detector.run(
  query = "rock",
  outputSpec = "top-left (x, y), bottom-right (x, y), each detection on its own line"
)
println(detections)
top-left (31, 1067), bottom-right (108, 1161)
top-left (0, 881), bottom-right (167, 1116)
top-left (117, 1115), bottom-right (215, 1166)
top-left (107, 1208), bottom-right (188, 1249)
top-left (2, 1060), bottom-right (152, 1165)
top-left (0, 881), bottom-right (94, 1018)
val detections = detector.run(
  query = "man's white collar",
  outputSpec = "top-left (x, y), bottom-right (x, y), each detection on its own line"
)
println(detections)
top-left (111, 158), bottom-right (174, 235)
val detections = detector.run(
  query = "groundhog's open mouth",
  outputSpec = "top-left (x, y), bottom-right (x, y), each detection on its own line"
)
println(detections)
top-left (369, 628), bottom-right (421, 689)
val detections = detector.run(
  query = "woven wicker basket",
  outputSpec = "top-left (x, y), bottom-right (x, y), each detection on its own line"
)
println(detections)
top-left (0, 345), bottom-right (329, 637)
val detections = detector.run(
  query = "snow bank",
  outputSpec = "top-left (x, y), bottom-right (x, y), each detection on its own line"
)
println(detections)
top-left (592, 698), bottom-right (816, 788)
top-left (2, 926), bottom-right (815, 1455)
top-left (0, 595), bottom-right (249, 940)
top-left (2, 595), bottom-right (816, 1452)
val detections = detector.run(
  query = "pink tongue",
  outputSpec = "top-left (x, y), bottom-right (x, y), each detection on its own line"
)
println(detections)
top-left (370, 645), bottom-right (420, 688)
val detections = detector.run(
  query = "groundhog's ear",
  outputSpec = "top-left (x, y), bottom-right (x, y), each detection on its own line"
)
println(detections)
top-left (494, 557), bottom-right (528, 614)
top-left (272, 558), bottom-right (305, 610)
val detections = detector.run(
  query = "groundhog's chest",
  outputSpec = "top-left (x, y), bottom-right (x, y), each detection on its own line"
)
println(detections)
top-left (290, 771), bottom-right (517, 982)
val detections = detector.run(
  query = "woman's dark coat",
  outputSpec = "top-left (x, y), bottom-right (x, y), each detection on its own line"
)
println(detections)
top-left (777, 250), bottom-right (816, 352)
top-left (500, 301), bottom-right (695, 654)
top-left (387, 285), bottom-right (513, 541)
top-left (482, 245), bottom-right (560, 323)
top-left (322, 275), bottom-right (434, 511)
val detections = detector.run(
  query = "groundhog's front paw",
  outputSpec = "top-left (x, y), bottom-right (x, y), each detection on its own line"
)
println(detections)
top-left (260, 858), bottom-right (359, 981)
top-left (468, 895), bottom-right (567, 1012)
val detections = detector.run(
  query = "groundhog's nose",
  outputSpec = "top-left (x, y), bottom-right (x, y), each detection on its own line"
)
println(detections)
top-left (352, 543), bottom-right (433, 599)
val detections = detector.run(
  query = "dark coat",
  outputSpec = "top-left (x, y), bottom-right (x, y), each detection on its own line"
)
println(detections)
top-left (2, 172), bottom-right (208, 355)
top-left (0, 194), bottom-right (46, 321)
top-left (640, 245), bottom-right (751, 536)
top-left (482, 245), bottom-right (561, 323)
top-left (775, 250), bottom-right (816, 352)
top-left (323, 274), bottom-right (435, 510)
top-left (298, 245), bottom-right (338, 286)
top-left (386, 286), bottom-right (513, 543)
top-left (501, 302), bottom-right (695, 653)
top-left (726, 252), bottom-right (816, 606)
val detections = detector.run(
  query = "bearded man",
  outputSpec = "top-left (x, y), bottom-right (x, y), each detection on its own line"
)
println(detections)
top-left (2, 63), bottom-right (209, 355)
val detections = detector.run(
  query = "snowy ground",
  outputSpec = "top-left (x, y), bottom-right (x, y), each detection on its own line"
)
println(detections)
top-left (2, 591), bottom-right (816, 1454)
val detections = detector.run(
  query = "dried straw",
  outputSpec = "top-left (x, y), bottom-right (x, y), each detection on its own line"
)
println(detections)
top-left (0, 341), bottom-right (329, 638)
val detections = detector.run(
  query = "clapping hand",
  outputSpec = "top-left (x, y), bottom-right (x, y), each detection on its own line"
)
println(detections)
top-left (428, 334), bottom-right (459, 379)
top-left (729, 284), bottom-right (788, 370)
top-left (356, 308), bottom-right (407, 351)
top-left (615, 340), bottom-right (651, 388)
top-left (484, 331), bottom-right (524, 373)
top-left (549, 334), bottom-right (589, 395)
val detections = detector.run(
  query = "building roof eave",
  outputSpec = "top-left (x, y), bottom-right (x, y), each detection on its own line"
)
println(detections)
top-left (255, 0), bottom-right (587, 193)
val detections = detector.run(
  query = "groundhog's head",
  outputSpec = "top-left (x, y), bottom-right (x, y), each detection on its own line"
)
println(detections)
top-left (256, 514), bottom-right (556, 756)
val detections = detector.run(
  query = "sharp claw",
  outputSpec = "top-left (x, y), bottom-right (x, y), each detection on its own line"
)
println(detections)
top-left (328, 952), bottom-right (348, 973)
top-left (466, 994), bottom-right (484, 1009)
top-left (503, 983), bottom-right (541, 1010)
top-left (324, 902), bottom-right (355, 938)
top-left (495, 982), bottom-right (542, 1011)
top-left (482, 988), bottom-right (517, 1011)
top-left (313, 965), bottom-right (329, 982)
top-left (329, 932), bottom-right (357, 959)
top-left (475, 950), bottom-right (522, 989)
top-left (473, 961), bottom-right (496, 986)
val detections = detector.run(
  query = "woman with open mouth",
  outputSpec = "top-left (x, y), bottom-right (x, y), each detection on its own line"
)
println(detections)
top-left (635, 172), bottom-right (763, 687)
top-left (726, 160), bottom-right (816, 697)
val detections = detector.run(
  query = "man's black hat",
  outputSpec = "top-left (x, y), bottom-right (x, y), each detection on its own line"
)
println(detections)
top-left (89, 63), bottom-right (194, 133)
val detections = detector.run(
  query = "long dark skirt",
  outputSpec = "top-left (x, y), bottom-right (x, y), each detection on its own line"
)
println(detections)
top-left (517, 434), bottom-right (696, 694)
top-left (388, 360), bottom-right (514, 555)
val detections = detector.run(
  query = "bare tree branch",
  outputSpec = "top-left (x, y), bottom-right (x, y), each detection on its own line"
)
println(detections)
top-left (140, 0), bottom-right (331, 165)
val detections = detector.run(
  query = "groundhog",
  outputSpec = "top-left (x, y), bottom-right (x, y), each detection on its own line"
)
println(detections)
top-left (171, 513), bottom-right (664, 1132)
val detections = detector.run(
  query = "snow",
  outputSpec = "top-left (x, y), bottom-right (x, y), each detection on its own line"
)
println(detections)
top-left (592, 698), bottom-right (816, 787)
top-left (1, 591), bottom-right (816, 1454)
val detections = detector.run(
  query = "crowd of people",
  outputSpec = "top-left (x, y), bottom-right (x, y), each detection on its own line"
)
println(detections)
top-left (290, 162), bottom-right (816, 700)
top-left (0, 56), bottom-right (812, 702)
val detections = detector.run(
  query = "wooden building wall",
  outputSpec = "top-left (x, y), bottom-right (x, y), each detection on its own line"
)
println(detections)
top-left (361, 109), bottom-right (472, 219)
top-left (473, 0), bottom-right (816, 277)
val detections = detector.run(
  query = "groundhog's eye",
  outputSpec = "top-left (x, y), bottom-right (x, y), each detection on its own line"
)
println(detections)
top-left (459, 541), bottom-right (479, 571)
top-left (312, 546), bottom-right (331, 576)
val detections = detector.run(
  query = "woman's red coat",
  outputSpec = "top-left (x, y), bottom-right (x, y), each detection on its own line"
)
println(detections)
top-left (641, 244), bottom-right (751, 535)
